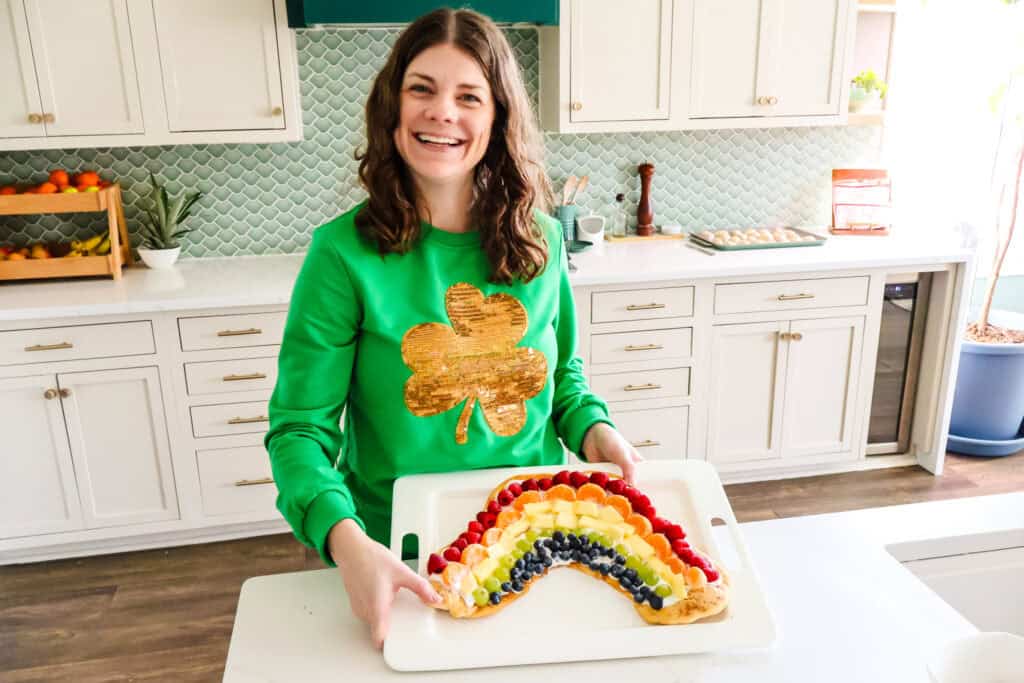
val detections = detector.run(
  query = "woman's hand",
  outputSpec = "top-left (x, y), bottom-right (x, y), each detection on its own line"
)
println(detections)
top-left (580, 422), bottom-right (644, 486)
top-left (327, 518), bottom-right (442, 650)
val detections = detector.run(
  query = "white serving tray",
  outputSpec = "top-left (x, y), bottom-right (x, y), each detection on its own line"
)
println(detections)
top-left (383, 460), bottom-right (777, 672)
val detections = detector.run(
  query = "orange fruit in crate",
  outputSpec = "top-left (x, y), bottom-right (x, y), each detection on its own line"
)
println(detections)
top-left (36, 182), bottom-right (58, 194)
top-left (0, 186), bottom-right (15, 195)
top-left (74, 171), bottom-right (100, 187)
top-left (48, 169), bottom-right (69, 186)
top-left (6, 252), bottom-right (26, 261)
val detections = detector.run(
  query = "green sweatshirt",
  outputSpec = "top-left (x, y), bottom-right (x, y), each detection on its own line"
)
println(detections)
top-left (264, 203), bottom-right (613, 566)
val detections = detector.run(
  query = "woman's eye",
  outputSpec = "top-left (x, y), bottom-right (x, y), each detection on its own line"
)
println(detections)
top-left (409, 84), bottom-right (430, 93)
top-left (460, 93), bottom-right (481, 104)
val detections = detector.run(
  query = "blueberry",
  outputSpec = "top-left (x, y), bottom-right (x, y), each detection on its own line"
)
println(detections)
top-left (614, 554), bottom-right (626, 565)
top-left (514, 559), bottom-right (525, 572)
top-left (624, 569), bottom-right (638, 582)
top-left (552, 530), bottom-right (565, 543)
top-left (489, 592), bottom-right (502, 605)
top-left (500, 581), bottom-right (512, 593)
top-left (568, 534), bottom-right (579, 548)
top-left (542, 555), bottom-right (553, 567)
top-left (649, 594), bottom-right (664, 610)
top-left (558, 551), bottom-right (571, 561)
top-left (609, 564), bottom-right (624, 577)
top-left (604, 547), bottom-right (616, 558)
top-left (534, 540), bottom-right (546, 552)
top-left (633, 591), bottom-right (645, 603)
top-left (523, 552), bottom-right (535, 564)
top-left (588, 547), bottom-right (600, 559)
top-left (511, 580), bottom-right (524, 592)
top-left (578, 534), bottom-right (589, 545)
top-left (599, 564), bottom-right (611, 576)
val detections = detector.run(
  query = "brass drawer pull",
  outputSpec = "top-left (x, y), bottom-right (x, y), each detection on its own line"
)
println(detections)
top-left (779, 331), bottom-right (791, 341)
top-left (227, 415), bottom-right (270, 425)
top-left (25, 341), bottom-right (73, 352)
top-left (626, 303), bottom-right (666, 311)
top-left (791, 332), bottom-right (803, 341)
top-left (777, 293), bottom-right (815, 301)
top-left (631, 439), bottom-right (661, 448)
top-left (624, 344), bottom-right (664, 352)
top-left (624, 383), bottom-right (661, 392)
top-left (223, 373), bottom-right (268, 382)
top-left (44, 388), bottom-right (58, 400)
top-left (217, 328), bottom-right (263, 337)
top-left (234, 477), bottom-right (274, 487)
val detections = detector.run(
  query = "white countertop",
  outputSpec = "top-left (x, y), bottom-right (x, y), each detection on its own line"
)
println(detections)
top-left (0, 233), bottom-right (973, 322)
top-left (223, 492), bottom-right (1023, 682)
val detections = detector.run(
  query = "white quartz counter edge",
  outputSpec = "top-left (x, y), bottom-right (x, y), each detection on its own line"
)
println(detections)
top-left (0, 235), bottom-right (974, 323)
top-left (223, 492), bottom-right (1021, 683)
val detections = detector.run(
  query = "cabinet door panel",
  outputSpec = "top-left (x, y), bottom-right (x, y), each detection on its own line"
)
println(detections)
top-left (689, 0), bottom-right (765, 118)
top-left (59, 366), bottom-right (178, 528)
top-left (708, 321), bottom-right (788, 463)
top-left (0, 374), bottom-right (83, 538)
top-left (569, 0), bottom-right (672, 122)
top-left (24, 0), bottom-right (144, 136)
top-left (0, 0), bottom-right (45, 138)
top-left (781, 316), bottom-right (864, 457)
top-left (153, 0), bottom-right (285, 132)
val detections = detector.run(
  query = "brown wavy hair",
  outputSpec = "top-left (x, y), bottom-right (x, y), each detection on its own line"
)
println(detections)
top-left (354, 8), bottom-right (554, 285)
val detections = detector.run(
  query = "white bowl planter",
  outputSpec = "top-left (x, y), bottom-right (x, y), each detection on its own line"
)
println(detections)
top-left (137, 246), bottom-right (181, 269)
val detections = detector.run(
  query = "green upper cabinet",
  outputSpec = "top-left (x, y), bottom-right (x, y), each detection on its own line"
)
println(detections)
top-left (285, 0), bottom-right (559, 27)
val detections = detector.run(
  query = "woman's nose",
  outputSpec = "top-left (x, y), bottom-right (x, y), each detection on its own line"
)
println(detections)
top-left (424, 95), bottom-right (458, 123)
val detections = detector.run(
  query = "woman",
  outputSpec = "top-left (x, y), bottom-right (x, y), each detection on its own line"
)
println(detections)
top-left (265, 8), bottom-right (641, 649)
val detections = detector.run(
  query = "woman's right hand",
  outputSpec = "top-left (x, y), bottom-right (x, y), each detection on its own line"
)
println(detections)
top-left (327, 518), bottom-right (443, 649)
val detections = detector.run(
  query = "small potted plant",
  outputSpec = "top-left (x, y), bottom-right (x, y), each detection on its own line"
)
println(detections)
top-left (849, 69), bottom-right (888, 113)
top-left (136, 172), bottom-right (202, 269)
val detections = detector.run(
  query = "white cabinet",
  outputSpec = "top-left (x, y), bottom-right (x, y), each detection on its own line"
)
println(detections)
top-left (689, 0), bottom-right (853, 119)
top-left (567, 0), bottom-right (673, 123)
top-left (152, 0), bottom-right (286, 132)
top-left (0, 374), bottom-right (83, 538)
top-left (708, 316), bottom-right (864, 464)
top-left (0, 0), bottom-right (44, 138)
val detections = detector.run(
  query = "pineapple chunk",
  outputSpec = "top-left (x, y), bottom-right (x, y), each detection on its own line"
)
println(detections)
top-left (523, 501), bottom-right (552, 516)
top-left (574, 500), bottom-right (599, 517)
top-left (577, 515), bottom-right (609, 532)
top-left (605, 525), bottom-right (627, 542)
top-left (648, 556), bottom-right (672, 581)
top-left (612, 522), bottom-right (635, 538)
top-left (472, 556), bottom-right (499, 582)
top-left (487, 543), bottom-right (506, 559)
top-left (598, 506), bottom-right (624, 523)
top-left (626, 534), bottom-right (655, 559)
top-left (551, 499), bottom-right (575, 516)
top-left (668, 572), bottom-right (689, 598)
top-left (555, 510), bottom-right (577, 529)
top-left (505, 518), bottom-right (529, 538)
top-left (531, 513), bottom-right (556, 530)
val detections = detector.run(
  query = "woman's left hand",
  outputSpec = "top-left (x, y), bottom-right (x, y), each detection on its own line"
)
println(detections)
top-left (580, 422), bottom-right (644, 486)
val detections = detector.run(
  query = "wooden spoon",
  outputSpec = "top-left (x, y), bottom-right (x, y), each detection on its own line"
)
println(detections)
top-left (562, 175), bottom-right (578, 206)
top-left (569, 175), bottom-right (589, 204)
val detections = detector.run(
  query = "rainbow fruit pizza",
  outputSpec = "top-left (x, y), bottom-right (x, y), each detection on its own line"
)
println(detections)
top-left (425, 470), bottom-right (729, 625)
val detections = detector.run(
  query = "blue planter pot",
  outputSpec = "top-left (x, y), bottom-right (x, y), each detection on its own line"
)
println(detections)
top-left (948, 330), bottom-right (1024, 454)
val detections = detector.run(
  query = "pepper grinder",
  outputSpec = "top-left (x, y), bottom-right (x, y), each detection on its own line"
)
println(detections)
top-left (637, 162), bottom-right (655, 236)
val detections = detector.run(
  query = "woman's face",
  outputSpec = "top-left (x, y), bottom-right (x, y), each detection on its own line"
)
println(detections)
top-left (394, 43), bottom-right (495, 187)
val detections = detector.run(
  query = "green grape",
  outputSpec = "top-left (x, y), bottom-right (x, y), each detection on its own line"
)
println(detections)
top-left (483, 577), bottom-right (501, 594)
top-left (525, 529), bottom-right (540, 543)
top-left (538, 527), bottom-right (554, 537)
top-left (654, 584), bottom-right (672, 598)
top-left (614, 544), bottom-right (629, 557)
top-left (516, 539), bottom-right (532, 552)
top-left (591, 533), bottom-right (609, 548)
top-left (512, 548), bottom-right (525, 560)
top-left (472, 587), bottom-right (489, 607)
top-left (499, 555), bottom-right (516, 570)
top-left (641, 568), bottom-right (659, 586)
top-left (625, 556), bottom-right (642, 570)
top-left (494, 567), bottom-right (511, 583)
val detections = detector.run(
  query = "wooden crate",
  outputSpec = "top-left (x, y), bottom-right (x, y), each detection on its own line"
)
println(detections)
top-left (0, 184), bottom-right (134, 281)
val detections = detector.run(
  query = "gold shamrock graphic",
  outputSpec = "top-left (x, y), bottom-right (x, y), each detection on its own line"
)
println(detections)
top-left (401, 282), bottom-right (548, 444)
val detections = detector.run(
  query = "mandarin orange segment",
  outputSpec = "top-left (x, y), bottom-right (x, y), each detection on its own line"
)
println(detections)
top-left (494, 509), bottom-right (521, 529)
top-left (512, 490), bottom-right (542, 510)
top-left (576, 483), bottom-right (607, 504)
top-left (626, 513), bottom-right (653, 537)
top-left (481, 527), bottom-right (503, 546)
top-left (645, 532), bottom-right (673, 561)
top-left (442, 561), bottom-right (470, 588)
top-left (605, 494), bottom-right (632, 520)
top-left (545, 483), bottom-right (577, 502)
top-left (460, 543), bottom-right (487, 567)
top-left (666, 557), bottom-right (687, 575)
top-left (686, 565), bottom-right (707, 587)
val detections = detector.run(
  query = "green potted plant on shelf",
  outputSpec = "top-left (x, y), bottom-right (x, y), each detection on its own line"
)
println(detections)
top-left (849, 69), bottom-right (888, 113)
top-left (136, 172), bottom-right (203, 269)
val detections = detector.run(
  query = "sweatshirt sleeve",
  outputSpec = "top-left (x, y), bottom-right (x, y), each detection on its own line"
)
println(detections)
top-left (264, 224), bottom-right (364, 567)
top-left (548, 221), bottom-right (615, 459)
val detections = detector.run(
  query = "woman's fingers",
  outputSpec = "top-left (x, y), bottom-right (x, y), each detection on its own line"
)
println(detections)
top-left (397, 566), bottom-right (443, 606)
top-left (370, 590), bottom-right (392, 650)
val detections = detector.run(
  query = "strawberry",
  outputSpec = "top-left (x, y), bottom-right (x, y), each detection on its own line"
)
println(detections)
top-left (651, 517), bottom-right (670, 534)
top-left (467, 520), bottom-right (485, 535)
top-left (443, 546), bottom-right (462, 562)
top-left (538, 477), bottom-right (554, 491)
top-left (477, 511), bottom-right (497, 529)
top-left (427, 553), bottom-right (447, 574)
top-left (671, 538), bottom-right (690, 555)
top-left (464, 531), bottom-right (481, 545)
top-left (453, 537), bottom-right (469, 551)
top-left (553, 470), bottom-right (571, 486)
top-left (665, 524), bottom-right (686, 542)
top-left (588, 471), bottom-right (610, 488)
top-left (507, 482), bottom-right (523, 497)
top-left (606, 479), bottom-right (627, 495)
top-left (703, 567), bottom-right (720, 582)
top-left (486, 500), bottom-right (502, 515)
top-left (522, 478), bottom-right (539, 491)
top-left (497, 490), bottom-right (514, 506)
top-left (569, 471), bottom-right (589, 488)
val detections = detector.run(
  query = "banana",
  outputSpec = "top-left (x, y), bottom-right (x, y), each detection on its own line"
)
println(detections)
top-left (80, 234), bottom-right (103, 252)
top-left (91, 236), bottom-right (111, 256)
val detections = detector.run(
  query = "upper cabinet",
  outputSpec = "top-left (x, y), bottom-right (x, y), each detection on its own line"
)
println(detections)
top-left (541, 0), bottom-right (857, 133)
top-left (0, 0), bottom-right (301, 151)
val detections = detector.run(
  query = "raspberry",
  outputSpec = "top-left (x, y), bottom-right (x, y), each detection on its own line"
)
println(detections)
top-left (465, 531), bottom-right (481, 545)
top-left (467, 520), bottom-right (484, 535)
top-left (538, 477), bottom-right (554, 491)
top-left (443, 546), bottom-right (462, 562)
top-left (553, 470), bottom-right (571, 486)
top-left (671, 538), bottom-right (690, 555)
top-left (635, 502), bottom-right (656, 519)
top-left (453, 537), bottom-right (469, 551)
top-left (665, 524), bottom-right (686, 542)
top-left (679, 548), bottom-right (696, 564)
top-left (477, 511), bottom-right (497, 529)
top-left (703, 567), bottom-right (720, 582)
top-left (651, 517), bottom-right (670, 534)
top-left (522, 478), bottom-right (539, 491)
top-left (623, 487), bottom-right (640, 503)
top-left (427, 553), bottom-right (447, 574)
top-left (606, 479), bottom-right (627, 495)
top-left (507, 482), bottom-right (523, 497)
top-left (486, 500), bottom-right (502, 515)
top-left (588, 471), bottom-right (610, 488)
top-left (569, 471), bottom-right (589, 488)
top-left (690, 555), bottom-right (711, 571)
top-left (497, 490), bottom-right (514, 506)
top-left (634, 493), bottom-right (651, 509)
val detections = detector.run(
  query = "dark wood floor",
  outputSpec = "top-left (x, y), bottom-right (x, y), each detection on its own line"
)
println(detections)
top-left (2, 451), bottom-right (1022, 682)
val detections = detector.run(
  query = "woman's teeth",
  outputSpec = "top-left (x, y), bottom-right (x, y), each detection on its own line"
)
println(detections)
top-left (415, 133), bottom-right (463, 146)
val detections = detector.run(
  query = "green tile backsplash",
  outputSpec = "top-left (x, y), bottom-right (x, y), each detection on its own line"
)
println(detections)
top-left (0, 29), bottom-right (879, 257)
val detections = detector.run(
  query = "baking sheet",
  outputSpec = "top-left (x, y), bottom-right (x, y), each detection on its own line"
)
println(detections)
top-left (690, 226), bottom-right (827, 251)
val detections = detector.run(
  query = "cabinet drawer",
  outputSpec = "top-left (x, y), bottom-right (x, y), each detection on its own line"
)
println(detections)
top-left (178, 312), bottom-right (286, 351)
top-left (0, 321), bottom-right (154, 366)
top-left (190, 400), bottom-right (269, 438)
top-left (591, 287), bottom-right (694, 323)
top-left (184, 356), bottom-right (278, 396)
top-left (591, 328), bottom-right (692, 366)
top-left (196, 446), bottom-right (278, 517)
top-left (591, 367), bottom-right (690, 403)
top-left (714, 276), bottom-right (869, 315)
top-left (610, 406), bottom-right (688, 460)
